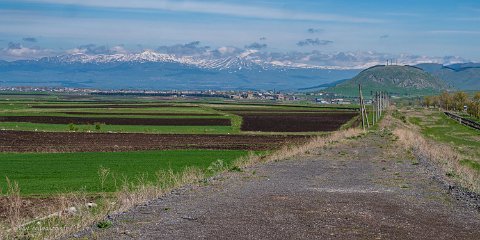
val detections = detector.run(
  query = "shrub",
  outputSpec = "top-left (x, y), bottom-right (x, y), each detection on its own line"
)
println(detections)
top-left (97, 220), bottom-right (112, 229)
top-left (68, 123), bottom-right (78, 131)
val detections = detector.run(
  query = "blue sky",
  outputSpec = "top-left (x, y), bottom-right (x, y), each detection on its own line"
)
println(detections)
top-left (0, 0), bottom-right (479, 61)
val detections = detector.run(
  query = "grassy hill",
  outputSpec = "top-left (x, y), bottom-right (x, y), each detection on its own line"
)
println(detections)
top-left (416, 63), bottom-right (480, 90)
top-left (326, 65), bottom-right (448, 97)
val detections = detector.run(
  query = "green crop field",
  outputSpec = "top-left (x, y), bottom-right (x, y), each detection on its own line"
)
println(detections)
top-left (0, 99), bottom-right (358, 134)
top-left (0, 122), bottom-right (236, 134)
top-left (0, 150), bottom-right (252, 195)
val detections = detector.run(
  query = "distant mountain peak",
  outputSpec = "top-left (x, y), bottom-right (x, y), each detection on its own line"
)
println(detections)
top-left (327, 65), bottom-right (449, 96)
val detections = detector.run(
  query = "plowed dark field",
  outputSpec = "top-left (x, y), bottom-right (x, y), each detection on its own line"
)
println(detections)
top-left (61, 112), bottom-right (221, 116)
top-left (0, 116), bottom-right (230, 126)
top-left (237, 112), bottom-right (358, 132)
top-left (0, 130), bottom-right (309, 152)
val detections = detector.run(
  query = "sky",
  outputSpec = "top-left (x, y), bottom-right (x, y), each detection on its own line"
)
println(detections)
top-left (0, 0), bottom-right (479, 63)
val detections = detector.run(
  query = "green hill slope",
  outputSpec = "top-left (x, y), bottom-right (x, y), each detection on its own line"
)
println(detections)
top-left (327, 65), bottom-right (448, 97)
top-left (416, 63), bottom-right (480, 90)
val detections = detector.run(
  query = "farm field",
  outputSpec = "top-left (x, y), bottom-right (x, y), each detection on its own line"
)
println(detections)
top-left (0, 96), bottom-right (359, 197)
top-left (0, 116), bottom-right (231, 126)
top-left (0, 130), bottom-right (308, 152)
top-left (0, 150), bottom-right (251, 195)
top-left (0, 96), bottom-right (360, 238)
top-left (235, 111), bottom-right (358, 132)
top-left (0, 99), bottom-right (359, 134)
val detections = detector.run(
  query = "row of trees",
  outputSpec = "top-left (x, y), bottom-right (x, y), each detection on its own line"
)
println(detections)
top-left (424, 91), bottom-right (480, 119)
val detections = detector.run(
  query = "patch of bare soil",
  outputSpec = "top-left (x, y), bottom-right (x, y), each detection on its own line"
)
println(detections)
top-left (237, 112), bottom-right (358, 132)
top-left (72, 131), bottom-right (480, 239)
top-left (0, 130), bottom-right (309, 152)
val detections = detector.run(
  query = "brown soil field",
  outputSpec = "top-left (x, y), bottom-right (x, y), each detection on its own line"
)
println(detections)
top-left (31, 104), bottom-right (193, 109)
top-left (237, 112), bottom-right (358, 132)
top-left (0, 130), bottom-right (309, 152)
top-left (61, 112), bottom-right (221, 116)
top-left (0, 116), bottom-right (230, 126)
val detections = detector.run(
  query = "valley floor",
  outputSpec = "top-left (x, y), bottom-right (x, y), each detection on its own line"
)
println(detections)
top-left (72, 127), bottom-right (480, 239)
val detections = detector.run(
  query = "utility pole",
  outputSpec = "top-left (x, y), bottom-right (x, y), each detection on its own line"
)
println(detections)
top-left (372, 96), bottom-right (375, 126)
top-left (359, 84), bottom-right (365, 130)
top-left (358, 84), bottom-right (370, 130)
top-left (375, 91), bottom-right (379, 123)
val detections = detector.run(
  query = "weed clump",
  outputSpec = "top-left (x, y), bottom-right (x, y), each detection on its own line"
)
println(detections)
top-left (97, 220), bottom-right (112, 229)
top-left (68, 123), bottom-right (79, 131)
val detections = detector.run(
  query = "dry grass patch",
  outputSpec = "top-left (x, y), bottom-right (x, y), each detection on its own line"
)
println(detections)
top-left (234, 128), bottom-right (364, 168)
top-left (387, 114), bottom-right (480, 193)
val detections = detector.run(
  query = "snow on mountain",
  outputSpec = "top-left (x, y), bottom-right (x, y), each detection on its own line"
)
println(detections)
top-left (38, 50), bottom-right (276, 71)
top-left (34, 49), bottom-right (468, 71)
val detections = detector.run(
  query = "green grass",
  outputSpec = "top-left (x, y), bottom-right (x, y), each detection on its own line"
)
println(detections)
top-left (0, 122), bottom-right (237, 134)
top-left (460, 159), bottom-right (480, 173)
top-left (421, 115), bottom-right (479, 149)
top-left (0, 112), bottom-right (228, 119)
top-left (0, 150), bottom-right (251, 195)
top-left (409, 110), bottom-right (480, 158)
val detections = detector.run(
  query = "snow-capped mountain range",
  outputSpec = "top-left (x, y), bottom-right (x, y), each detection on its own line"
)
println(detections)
top-left (0, 49), bottom-right (471, 90)
top-left (33, 49), bottom-right (467, 71)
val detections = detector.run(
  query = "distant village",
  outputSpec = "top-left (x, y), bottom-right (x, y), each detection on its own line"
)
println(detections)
top-left (0, 86), bottom-right (358, 105)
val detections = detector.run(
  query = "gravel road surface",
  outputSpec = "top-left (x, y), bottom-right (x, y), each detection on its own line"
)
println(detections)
top-left (73, 132), bottom-right (480, 239)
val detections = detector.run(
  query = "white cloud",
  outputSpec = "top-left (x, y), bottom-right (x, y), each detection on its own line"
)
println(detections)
top-left (217, 46), bottom-right (235, 55)
top-left (0, 43), bottom-right (54, 60)
top-left (111, 45), bottom-right (128, 54)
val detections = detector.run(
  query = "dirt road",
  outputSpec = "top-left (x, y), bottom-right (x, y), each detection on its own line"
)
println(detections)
top-left (74, 131), bottom-right (480, 239)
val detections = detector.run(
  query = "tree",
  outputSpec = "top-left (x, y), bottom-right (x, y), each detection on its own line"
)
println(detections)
top-left (452, 91), bottom-right (468, 111)
top-left (438, 91), bottom-right (452, 110)
top-left (467, 101), bottom-right (476, 117)
top-left (423, 96), bottom-right (433, 107)
top-left (432, 95), bottom-right (440, 108)
top-left (474, 92), bottom-right (480, 102)
top-left (474, 92), bottom-right (480, 119)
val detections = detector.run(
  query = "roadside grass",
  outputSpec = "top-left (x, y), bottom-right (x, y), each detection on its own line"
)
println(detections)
top-left (408, 110), bottom-right (480, 158)
top-left (388, 109), bottom-right (480, 194)
top-left (0, 150), bottom-right (252, 196)
top-left (460, 160), bottom-right (480, 173)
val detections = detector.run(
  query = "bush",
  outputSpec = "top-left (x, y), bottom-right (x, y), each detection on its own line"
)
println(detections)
top-left (68, 123), bottom-right (78, 131)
